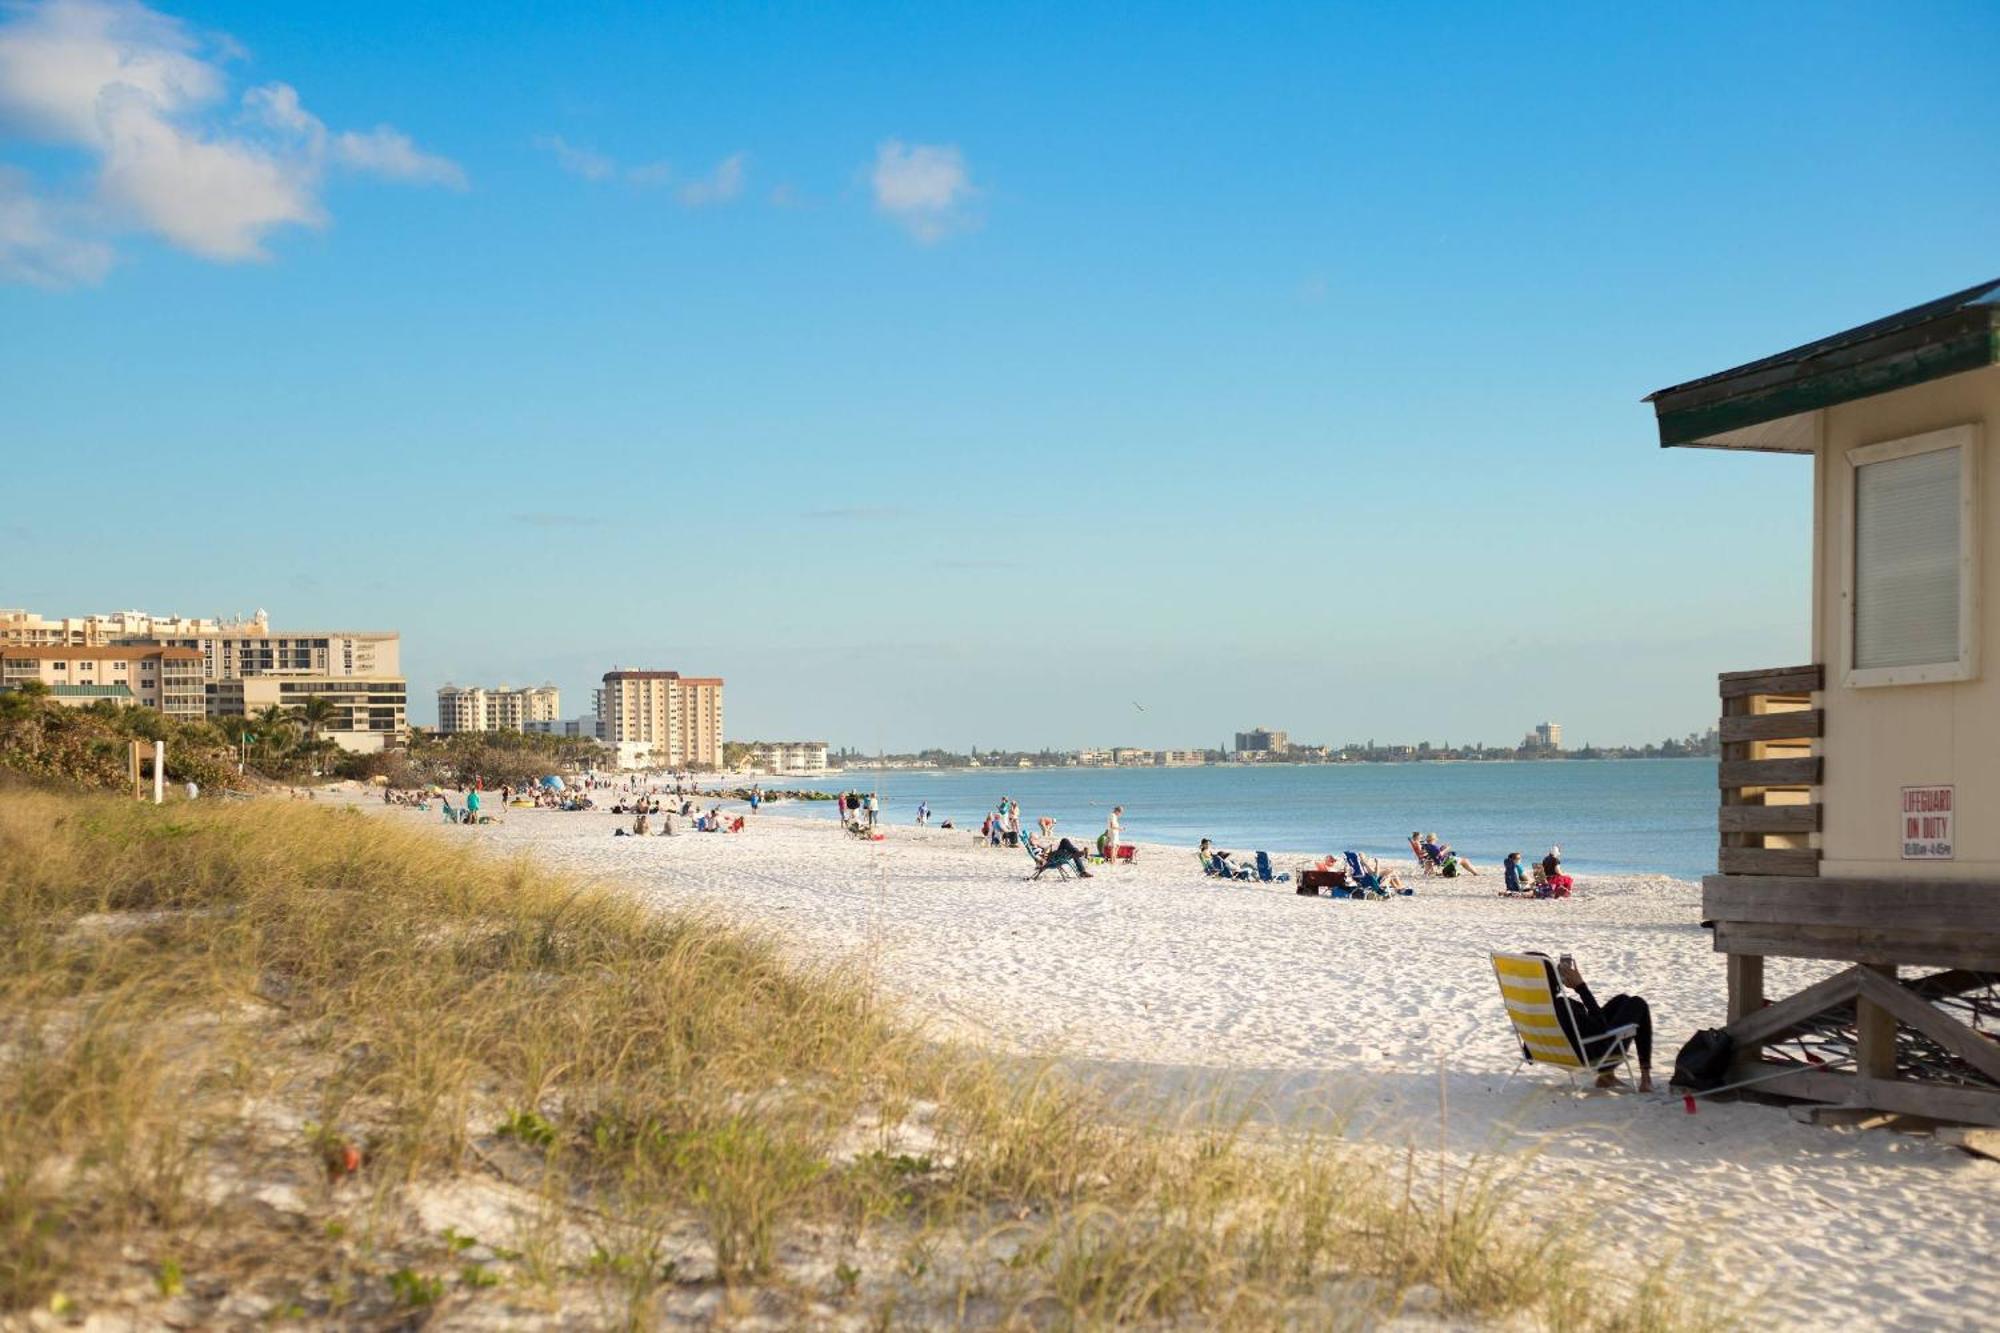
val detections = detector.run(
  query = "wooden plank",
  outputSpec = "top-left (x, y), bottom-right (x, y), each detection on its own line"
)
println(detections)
top-left (1726, 952), bottom-right (1765, 1026)
top-left (1718, 846), bottom-right (1822, 877)
top-left (1717, 804), bottom-right (1822, 835)
top-left (1718, 757), bottom-right (1821, 789)
top-left (1719, 709), bottom-right (1823, 743)
top-left (1712, 921), bottom-right (2000, 971)
top-left (1935, 1127), bottom-right (2000, 1161)
top-left (1703, 876), bottom-right (2000, 933)
top-left (1854, 968), bottom-right (2000, 1085)
top-left (1752, 1067), bottom-right (2000, 1127)
top-left (1723, 965), bottom-right (1863, 1049)
top-left (1717, 664), bottom-right (1824, 699)
top-left (1855, 965), bottom-right (1900, 1080)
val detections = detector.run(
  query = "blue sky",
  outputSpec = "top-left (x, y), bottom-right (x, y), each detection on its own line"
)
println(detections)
top-left (5, 0), bottom-right (1997, 749)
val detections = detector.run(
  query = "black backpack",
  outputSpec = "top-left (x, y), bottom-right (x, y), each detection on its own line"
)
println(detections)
top-left (1671, 1028), bottom-right (1735, 1092)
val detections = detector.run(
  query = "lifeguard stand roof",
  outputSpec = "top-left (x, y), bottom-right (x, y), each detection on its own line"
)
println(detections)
top-left (1646, 277), bottom-right (2000, 452)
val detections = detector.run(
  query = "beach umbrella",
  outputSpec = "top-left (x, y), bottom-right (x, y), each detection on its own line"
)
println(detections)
top-left (541, 775), bottom-right (564, 790)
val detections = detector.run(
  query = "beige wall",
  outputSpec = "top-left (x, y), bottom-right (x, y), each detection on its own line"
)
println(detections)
top-left (1814, 363), bottom-right (2000, 877)
top-left (599, 673), bottom-right (722, 768)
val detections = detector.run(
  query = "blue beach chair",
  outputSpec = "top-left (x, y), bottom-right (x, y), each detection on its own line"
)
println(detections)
top-left (1253, 851), bottom-right (1291, 883)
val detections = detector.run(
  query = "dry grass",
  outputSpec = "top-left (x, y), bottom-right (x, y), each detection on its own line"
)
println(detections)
top-left (0, 790), bottom-right (1730, 1329)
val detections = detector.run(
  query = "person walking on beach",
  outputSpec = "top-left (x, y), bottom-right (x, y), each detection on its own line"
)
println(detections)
top-left (1104, 805), bottom-right (1123, 861)
top-left (1002, 802), bottom-right (1020, 847)
top-left (466, 787), bottom-right (481, 822)
top-left (916, 801), bottom-right (930, 827)
top-left (750, 785), bottom-right (761, 816)
top-left (865, 792), bottom-right (878, 828)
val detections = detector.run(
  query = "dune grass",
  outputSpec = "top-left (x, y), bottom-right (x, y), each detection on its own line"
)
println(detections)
top-left (0, 789), bottom-right (1725, 1328)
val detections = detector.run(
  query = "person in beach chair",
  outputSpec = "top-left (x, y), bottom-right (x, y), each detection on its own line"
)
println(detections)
top-left (1490, 951), bottom-right (1654, 1091)
top-left (1410, 832), bottom-right (1442, 874)
top-left (438, 797), bottom-right (458, 825)
top-left (1344, 850), bottom-right (1411, 896)
top-left (1199, 839), bottom-right (1250, 879)
top-left (1027, 834), bottom-right (1092, 880)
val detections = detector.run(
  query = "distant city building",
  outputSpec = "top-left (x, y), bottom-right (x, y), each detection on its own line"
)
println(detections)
top-left (1523, 721), bottom-right (1564, 751)
top-left (745, 741), bottom-right (829, 775)
top-left (597, 669), bottom-right (724, 770)
top-left (1, 607), bottom-right (266, 648)
top-left (524, 716), bottom-right (605, 741)
top-left (206, 677), bottom-right (409, 754)
top-left (1154, 749), bottom-right (1207, 766)
top-left (1234, 727), bottom-right (1289, 756)
top-left (436, 683), bottom-right (561, 734)
top-left (0, 645), bottom-right (205, 719)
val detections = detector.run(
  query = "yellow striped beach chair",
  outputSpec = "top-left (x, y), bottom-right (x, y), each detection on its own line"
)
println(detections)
top-left (1490, 952), bottom-right (1636, 1086)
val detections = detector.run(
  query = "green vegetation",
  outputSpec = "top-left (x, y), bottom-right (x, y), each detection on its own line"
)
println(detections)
top-left (0, 792), bottom-right (1725, 1328)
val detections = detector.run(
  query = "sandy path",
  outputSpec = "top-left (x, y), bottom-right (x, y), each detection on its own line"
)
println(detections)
top-left (371, 796), bottom-right (1998, 1330)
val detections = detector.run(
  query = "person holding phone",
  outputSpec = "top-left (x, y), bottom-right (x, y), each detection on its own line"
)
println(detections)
top-left (1550, 953), bottom-right (1654, 1092)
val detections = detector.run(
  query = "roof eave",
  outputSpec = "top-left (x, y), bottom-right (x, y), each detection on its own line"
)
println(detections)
top-left (1651, 305), bottom-right (2000, 451)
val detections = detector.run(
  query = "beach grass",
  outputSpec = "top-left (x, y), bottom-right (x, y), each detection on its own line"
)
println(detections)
top-left (0, 788), bottom-right (1727, 1328)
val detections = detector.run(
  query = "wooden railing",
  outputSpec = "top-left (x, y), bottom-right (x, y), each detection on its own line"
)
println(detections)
top-left (1716, 664), bottom-right (1822, 877)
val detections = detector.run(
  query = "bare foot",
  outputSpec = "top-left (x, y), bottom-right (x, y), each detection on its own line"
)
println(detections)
top-left (1638, 1071), bottom-right (1654, 1093)
top-left (1595, 1071), bottom-right (1624, 1090)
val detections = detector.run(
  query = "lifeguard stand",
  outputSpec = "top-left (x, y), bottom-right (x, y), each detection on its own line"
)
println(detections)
top-left (1648, 279), bottom-right (2000, 1125)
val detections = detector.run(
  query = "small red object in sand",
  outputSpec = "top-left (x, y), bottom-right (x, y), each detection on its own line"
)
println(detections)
top-left (1684, 1095), bottom-right (1697, 1114)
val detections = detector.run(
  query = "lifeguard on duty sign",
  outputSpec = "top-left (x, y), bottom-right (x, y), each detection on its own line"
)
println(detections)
top-left (1901, 785), bottom-right (1954, 860)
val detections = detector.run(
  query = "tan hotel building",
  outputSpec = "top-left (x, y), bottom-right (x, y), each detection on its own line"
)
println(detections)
top-left (0, 645), bottom-right (207, 719)
top-left (598, 670), bottom-right (723, 769)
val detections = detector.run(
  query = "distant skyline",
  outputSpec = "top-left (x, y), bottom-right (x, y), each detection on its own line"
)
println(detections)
top-left (8, 1), bottom-right (1997, 748)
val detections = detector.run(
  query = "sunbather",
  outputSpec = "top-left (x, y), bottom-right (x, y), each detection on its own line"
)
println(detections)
top-left (1503, 851), bottom-right (1532, 894)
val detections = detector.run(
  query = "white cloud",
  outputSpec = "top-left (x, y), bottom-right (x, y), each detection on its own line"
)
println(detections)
top-left (0, 0), bottom-right (464, 283)
top-left (869, 139), bottom-right (974, 242)
top-left (675, 151), bottom-right (744, 207)
top-left (0, 164), bottom-right (112, 284)
top-left (534, 132), bottom-right (614, 182)
top-left (537, 136), bottom-right (748, 208)
top-left (333, 126), bottom-right (466, 189)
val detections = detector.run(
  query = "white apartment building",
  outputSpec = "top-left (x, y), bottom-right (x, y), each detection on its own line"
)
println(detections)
top-left (436, 683), bottom-right (561, 733)
top-left (744, 741), bottom-right (829, 775)
top-left (2, 607), bottom-right (265, 647)
top-left (597, 669), bottom-right (723, 770)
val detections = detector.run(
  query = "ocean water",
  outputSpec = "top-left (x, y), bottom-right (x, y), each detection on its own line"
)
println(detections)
top-left (781, 759), bottom-right (1717, 881)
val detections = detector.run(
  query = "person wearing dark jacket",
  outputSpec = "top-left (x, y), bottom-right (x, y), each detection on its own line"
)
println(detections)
top-left (1548, 954), bottom-right (1653, 1091)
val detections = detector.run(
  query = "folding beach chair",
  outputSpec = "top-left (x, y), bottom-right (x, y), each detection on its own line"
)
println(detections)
top-left (1489, 952), bottom-right (1637, 1088)
top-left (439, 798), bottom-right (459, 825)
top-left (1027, 837), bottom-right (1073, 881)
top-left (1252, 851), bottom-right (1290, 883)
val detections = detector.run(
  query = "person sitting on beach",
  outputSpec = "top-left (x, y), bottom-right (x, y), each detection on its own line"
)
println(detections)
top-left (633, 810), bottom-right (649, 836)
top-left (1541, 953), bottom-right (1654, 1091)
top-left (1503, 852), bottom-right (1532, 894)
top-left (1410, 832), bottom-right (1441, 874)
top-left (1540, 846), bottom-right (1574, 896)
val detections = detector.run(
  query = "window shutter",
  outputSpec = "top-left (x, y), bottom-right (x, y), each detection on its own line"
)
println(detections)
top-left (1853, 446), bottom-right (1960, 669)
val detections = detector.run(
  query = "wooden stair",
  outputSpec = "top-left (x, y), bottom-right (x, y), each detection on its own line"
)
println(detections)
top-left (1717, 664), bottom-right (1822, 876)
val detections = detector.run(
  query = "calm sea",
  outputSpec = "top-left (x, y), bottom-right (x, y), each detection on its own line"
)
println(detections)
top-left (780, 759), bottom-right (1717, 881)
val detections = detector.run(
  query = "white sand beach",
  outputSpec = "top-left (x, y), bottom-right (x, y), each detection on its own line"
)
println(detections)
top-left (368, 794), bottom-right (1998, 1330)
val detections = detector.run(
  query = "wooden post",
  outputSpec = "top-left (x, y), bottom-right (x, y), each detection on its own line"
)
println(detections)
top-left (1855, 963), bottom-right (1900, 1080)
top-left (1726, 953), bottom-right (1765, 1073)
top-left (152, 739), bottom-right (164, 805)
top-left (129, 740), bottom-right (144, 801)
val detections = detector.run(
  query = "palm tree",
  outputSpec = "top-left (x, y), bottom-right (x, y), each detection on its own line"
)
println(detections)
top-left (290, 696), bottom-right (341, 749)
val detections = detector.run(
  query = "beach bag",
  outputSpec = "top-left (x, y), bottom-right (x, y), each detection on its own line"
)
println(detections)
top-left (1671, 1028), bottom-right (1734, 1092)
